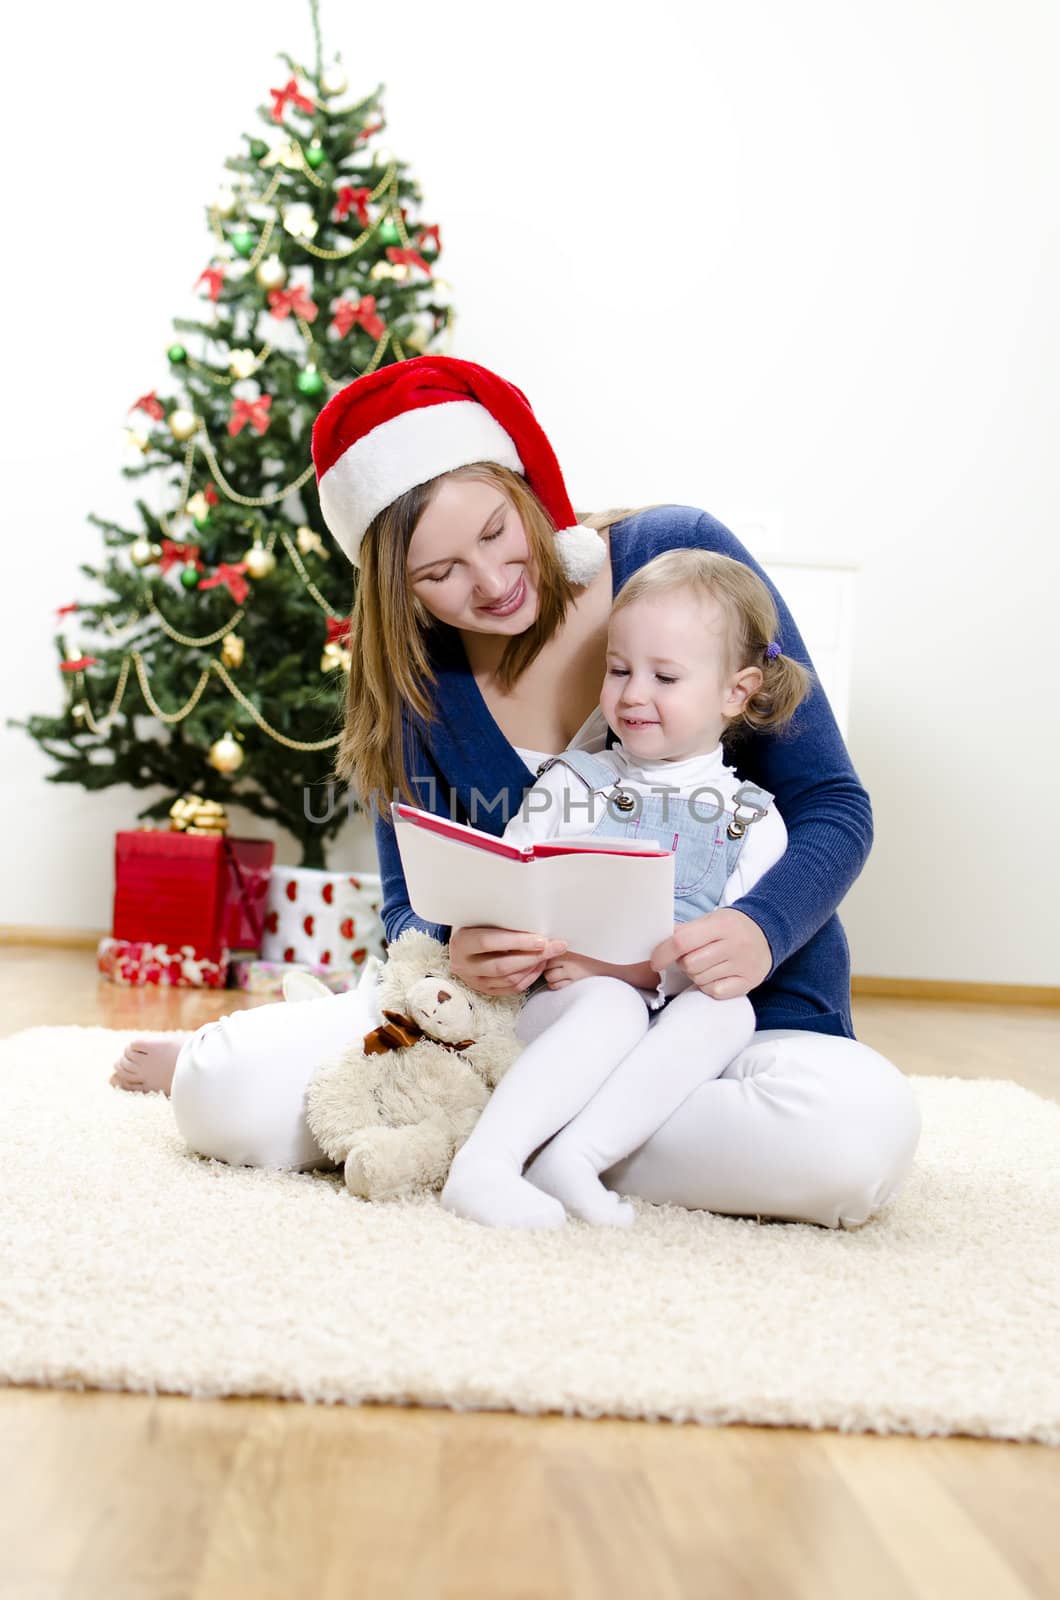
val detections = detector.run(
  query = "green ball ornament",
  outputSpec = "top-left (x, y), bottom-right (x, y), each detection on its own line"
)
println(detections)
top-left (193, 515), bottom-right (210, 532)
top-left (296, 366), bottom-right (325, 397)
top-left (167, 344), bottom-right (187, 365)
top-left (179, 566), bottom-right (201, 590)
top-left (306, 142), bottom-right (326, 170)
top-left (378, 218), bottom-right (400, 247)
top-left (249, 138), bottom-right (268, 160)
top-left (231, 230), bottom-right (256, 259)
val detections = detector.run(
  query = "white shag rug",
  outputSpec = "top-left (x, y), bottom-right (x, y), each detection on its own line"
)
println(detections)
top-left (2, 1025), bottom-right (1058, 1445)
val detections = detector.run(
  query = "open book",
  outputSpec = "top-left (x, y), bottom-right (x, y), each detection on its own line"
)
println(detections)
top-left (391, 802), bottom-right (676, 964)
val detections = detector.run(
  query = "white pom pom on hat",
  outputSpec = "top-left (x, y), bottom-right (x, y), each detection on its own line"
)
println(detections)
top-left (310, 354), bottom-right (607, 585)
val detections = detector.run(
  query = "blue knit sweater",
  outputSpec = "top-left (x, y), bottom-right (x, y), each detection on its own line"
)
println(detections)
top-left (371, 505), bottom-right (872, 1039)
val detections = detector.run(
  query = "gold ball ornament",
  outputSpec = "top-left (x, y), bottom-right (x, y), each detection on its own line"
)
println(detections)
top-left (229, 347), bottom-right (258, 379)
top-left (185, 491), bottom-right (211, 522)
top-left (321, 640), bottom-right (351, 673)
top-left (243, 541), bottom-right (276, 579)
top-left (214, 185), bottom-right (237, 218)
top-left (129, 536), bottom-right (160, 567)
top-left (123, 427), bottom-right (150, 454)
top-left (255, 255), bottom-right (287, 291)
top-left (220, 632), bottom-right (245, 668)
top-left (71, 701), bottom-right (87, 723)
top-left (168, 408), bottom-right (199, 442)
top-left (321, 65), bottom-right (348, 97)
top-left (296, 524), bottom-right (328, 558)
top-left (207, 732), bottom-right (244, 775)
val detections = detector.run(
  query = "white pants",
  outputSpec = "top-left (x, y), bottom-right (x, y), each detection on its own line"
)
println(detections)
top-left (170, 975), bottom-right (922, 1229)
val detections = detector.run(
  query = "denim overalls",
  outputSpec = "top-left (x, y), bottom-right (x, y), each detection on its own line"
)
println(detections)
top-left (535, 749), bottom-right (775, 923)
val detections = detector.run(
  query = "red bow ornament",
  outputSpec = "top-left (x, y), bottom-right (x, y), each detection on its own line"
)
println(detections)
top-left (130, 391), bottom-right (164, 421)
top-left (325, 615), bottom-right (352, 645)
top-left (198, 562), bottom-right (250, 604)
top-left (385, 246), bottom-right (432, 278)
top-left (60, 655), bottom-right (99, 673)
top-left (269, 77), bottom-right (315, 123)
top-left (355, 121), bottom-right (384, 145)
top-left (330, 295), bottom-right (386, 341)
top-left (195, 267), bottom-right (225, 302)
top-left (228, 395), bottom-right (273, 437)
top-left (159, 539), bottom-right (203, 575)
top-left (55, 603), bottom-right (80, 617)
top-left (417, 224), bottom-right (442, 254)
top-left (267, 285), bottom-right (319, 323)
top-left (334, 185), bottom-right (372, 227)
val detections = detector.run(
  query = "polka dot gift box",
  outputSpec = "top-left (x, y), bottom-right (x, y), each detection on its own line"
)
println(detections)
top-left (259, 866), bottom-right (386, 971)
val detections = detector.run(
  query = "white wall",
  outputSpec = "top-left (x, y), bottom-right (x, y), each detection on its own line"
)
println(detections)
top-left (3, 0), bottom-right (1058, 982)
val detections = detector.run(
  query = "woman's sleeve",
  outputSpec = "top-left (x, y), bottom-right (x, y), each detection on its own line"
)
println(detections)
top-left (689, 509), bottom-right (874, 977)
top-left (372, 715), bottom-right (451, 947)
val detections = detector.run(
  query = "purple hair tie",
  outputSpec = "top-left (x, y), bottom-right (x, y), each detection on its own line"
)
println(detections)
top-left (765, 640), bottom-right (781, 660)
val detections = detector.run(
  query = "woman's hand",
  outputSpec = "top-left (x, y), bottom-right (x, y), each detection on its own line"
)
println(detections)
top-left (449, 925), bottom-right (567, 996)
top-left (651, 908), bottom-right (772, 1001)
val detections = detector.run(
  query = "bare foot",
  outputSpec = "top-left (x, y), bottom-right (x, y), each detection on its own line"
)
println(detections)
top-left (109, 1034), bottom-right (188, 1097)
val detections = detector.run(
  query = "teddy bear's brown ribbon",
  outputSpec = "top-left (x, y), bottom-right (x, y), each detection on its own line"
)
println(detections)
top-left (363, 1009), bottom-right (475, 1057)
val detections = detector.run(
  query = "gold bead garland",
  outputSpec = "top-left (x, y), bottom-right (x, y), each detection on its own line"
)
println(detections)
top-left (277, 525), bottom-right (346, 619)
top-left (65, 652), bottom-right (340, 751)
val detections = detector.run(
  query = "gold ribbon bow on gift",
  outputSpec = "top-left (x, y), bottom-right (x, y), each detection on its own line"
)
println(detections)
top-left (168, 795), bottom-right (229, 836)
top-left (363, 1009), bottom-right (474, 1058)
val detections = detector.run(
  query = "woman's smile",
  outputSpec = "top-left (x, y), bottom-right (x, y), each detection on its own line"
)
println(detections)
top-left (476, 574), bottom-right (527, 617)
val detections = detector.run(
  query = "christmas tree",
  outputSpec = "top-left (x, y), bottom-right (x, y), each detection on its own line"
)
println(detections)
top-left (12, 1), bottom-right (452, 869)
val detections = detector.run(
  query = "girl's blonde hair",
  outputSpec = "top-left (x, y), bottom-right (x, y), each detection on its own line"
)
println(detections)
top-left (610, 548), bottom-right (814, 742)
top-left (334, 461), bottom-right (659, 817)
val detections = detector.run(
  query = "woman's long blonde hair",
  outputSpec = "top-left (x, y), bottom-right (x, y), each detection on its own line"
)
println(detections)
top-left (333, 462), bottom-right (654, 817)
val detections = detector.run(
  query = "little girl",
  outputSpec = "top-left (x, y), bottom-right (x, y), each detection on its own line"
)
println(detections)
top-left (439, 548), bottom-right (813, 1230)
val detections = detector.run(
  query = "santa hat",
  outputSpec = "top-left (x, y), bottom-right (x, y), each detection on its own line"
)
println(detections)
top-left (310, 355), bottom-right (607, 584)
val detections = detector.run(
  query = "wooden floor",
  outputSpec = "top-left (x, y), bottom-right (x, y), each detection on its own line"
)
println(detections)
top-left (1, 945), bottom-right (1057, 1600)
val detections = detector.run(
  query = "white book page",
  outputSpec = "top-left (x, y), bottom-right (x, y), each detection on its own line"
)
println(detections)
top-left (394, 810), bottom-right (675, 963)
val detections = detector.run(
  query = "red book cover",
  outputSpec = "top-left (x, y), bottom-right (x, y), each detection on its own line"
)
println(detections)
top-left (392, 803), bottom-right (668, 859)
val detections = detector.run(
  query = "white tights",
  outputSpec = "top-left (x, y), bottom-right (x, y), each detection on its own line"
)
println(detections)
top-left (169, 973), bottom-right (921, 1230)
top-left (440, 978), bottom-right (758, 1228)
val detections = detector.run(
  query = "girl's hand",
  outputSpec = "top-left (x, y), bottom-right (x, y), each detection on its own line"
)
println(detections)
top-left (449, 925), bottom-right (567, 996)
top-left (651, 908), bottom-right (772, 1001)
top-left (543, 953), bottom-right (658, 990)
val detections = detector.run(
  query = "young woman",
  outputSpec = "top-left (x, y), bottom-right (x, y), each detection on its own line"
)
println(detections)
top-left (113, 355), bottom-right (920, 1230)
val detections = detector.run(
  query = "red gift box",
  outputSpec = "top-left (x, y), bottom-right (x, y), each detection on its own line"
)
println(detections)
top-left (113, 830), bottom-right (275, 961)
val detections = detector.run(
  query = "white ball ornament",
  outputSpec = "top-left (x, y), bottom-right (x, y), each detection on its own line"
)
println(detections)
top-left (321, 65), bottom-right (348, 97)
top-left (255, 254), bottom-right (287, 291)
top-left (168, 408), bottom-right (199, 442)
top-left (214, 185), bottom-right (237, 217)
top-left (129, 537), bottom-right (156, 566)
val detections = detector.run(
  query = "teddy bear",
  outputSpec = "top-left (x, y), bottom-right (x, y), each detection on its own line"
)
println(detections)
top-left (301, 929), bottom-right (526, 1201)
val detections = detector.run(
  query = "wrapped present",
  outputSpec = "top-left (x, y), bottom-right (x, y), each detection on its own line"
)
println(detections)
top-left (260, 866), bottom-right (385, 968)
top-left (113, 808), bottom-right (274, 961)
top-left (97, 936), bottom-right (228, 989)
top-left (228, 956), bottom-right (373, 997)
